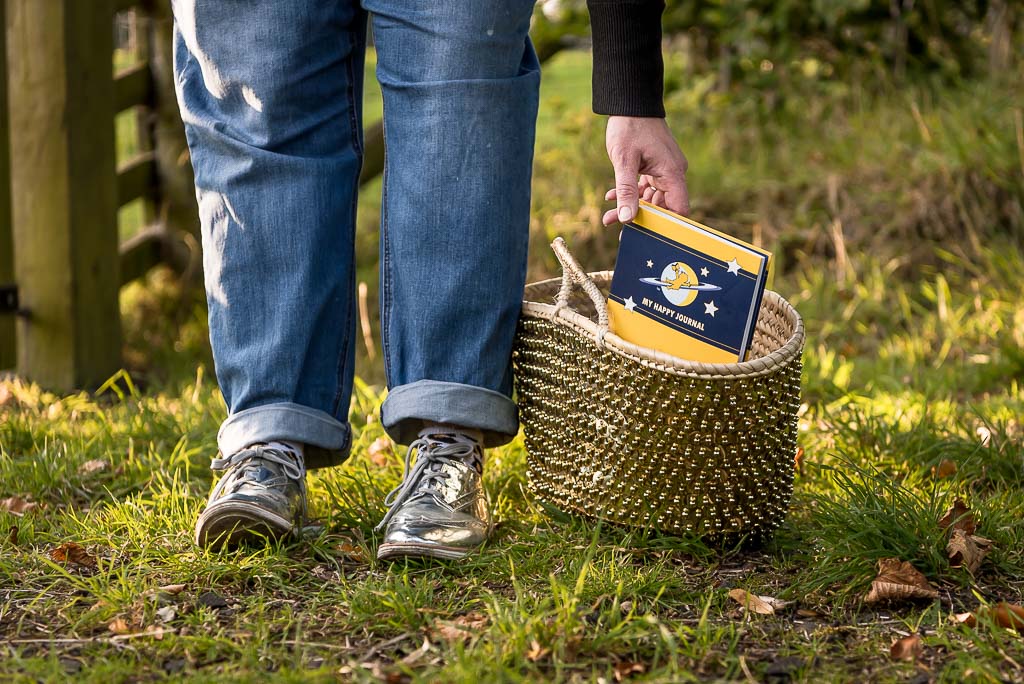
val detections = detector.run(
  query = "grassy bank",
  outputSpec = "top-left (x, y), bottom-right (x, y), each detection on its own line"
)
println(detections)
top-left (3, 48), bottom-right (1023, 682)
top-left (3, 237), bottom-right (1022, 681)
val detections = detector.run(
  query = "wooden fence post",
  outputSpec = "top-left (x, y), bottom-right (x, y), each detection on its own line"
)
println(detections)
top-left (7, 0), bottom-right (122, 390)
top-left (0, 0), bottom-right (14, 372)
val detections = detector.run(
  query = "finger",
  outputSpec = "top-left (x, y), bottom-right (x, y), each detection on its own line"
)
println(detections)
top-left (651, 174), bottom-right (690, 216)
top-left (602, 208), bottom-right (619, 226)
top-left (642, 186), bottom-right (656, 202)
top-left (638, 174), bottom-right (654, 194)
top-left (612, 154), bottom-right (641, 223)
top-left (669, 175), bottom-right (691, 216)
top-left (652, 189), bottom-right (665, 207)
top-left (605, 188), bottom-right (616, 201)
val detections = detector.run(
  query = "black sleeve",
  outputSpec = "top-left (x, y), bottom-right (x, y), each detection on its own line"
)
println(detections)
top-left (587, 0), bottom-right (666, 118)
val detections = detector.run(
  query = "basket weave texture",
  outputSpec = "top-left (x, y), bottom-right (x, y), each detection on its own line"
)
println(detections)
top-left (512, 239), bottom-right (804, 538)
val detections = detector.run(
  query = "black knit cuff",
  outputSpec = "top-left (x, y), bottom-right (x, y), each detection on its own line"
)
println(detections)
top-left (587, 0), bottom-right (666, 118)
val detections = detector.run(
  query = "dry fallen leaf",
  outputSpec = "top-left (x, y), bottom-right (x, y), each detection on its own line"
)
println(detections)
top-left (432, 612), bottom-right (489, 643)
top-left (728, 588), bottom-right (789, 615)
top-left (50, 542), bottom-right (97, 568)
top-left (794, 447), bottom-right (804, 475)
top-left (8, 525), bottom-right (18, 546)
top-left (729, 589), bottom-right (772, 615)
top-left (334, 542), bottom-right (366, 563)
top-left (889, 633), bottom-right (922, 661)
top-left (613, 660), bottom-right (646, 681)
top-left (368, 437), bottom-right (394, 467)
top-left (795, 608), bottom-right (824, 619)
top-left (952, 603), bottom-right (1024, 631)
top-left (864, 558), bottom-right (938, 604)
top-left (108, 618), bottom-right (131, 635)
top-left (78, 459), bottom-right (110, 476)
top-left (934, 459), bottom-right (957, 479)
top-left (939, 499), bottom-right (976, 535)
top-left (1, 496), bottom-right (38, 516)
top-left (525, 639), bottom-right (550, 662)
top-left (952, 611), bottom-right (974, 626)
top-left (158, 584), bottom-right (187, 596)
top-left (947, 529), bottom-right (993, 574)
top-left (990, 603), bottom-right (1024, 631)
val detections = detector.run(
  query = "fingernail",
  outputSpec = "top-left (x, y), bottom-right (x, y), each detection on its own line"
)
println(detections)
top-left (618, 206), bottom-right (632, 223)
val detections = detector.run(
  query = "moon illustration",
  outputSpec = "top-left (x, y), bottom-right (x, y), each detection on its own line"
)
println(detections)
top-left (639, 261), bottom-right (722, 307)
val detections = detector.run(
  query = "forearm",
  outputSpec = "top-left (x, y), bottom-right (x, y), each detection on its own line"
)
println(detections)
top-left (587, 0), bottom-right (666, 117)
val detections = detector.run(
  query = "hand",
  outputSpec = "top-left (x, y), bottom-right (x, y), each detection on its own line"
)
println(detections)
top-left (602, 116), bottom-right (689, 226)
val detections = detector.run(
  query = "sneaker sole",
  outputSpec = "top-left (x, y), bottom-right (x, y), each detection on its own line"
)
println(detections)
top-left (195, 501), bottom-right (295, 549)
top-left (376, 541), bottom-right (473, 562)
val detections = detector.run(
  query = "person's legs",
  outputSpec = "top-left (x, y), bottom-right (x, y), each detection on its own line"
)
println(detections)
top-left (364, 0), bottom-right (540, 558)
top-left (173, 0), bottom-right (365, 468)
top-left (172, 0), bottom-right (366, 544)
top-left (366, 0), bottom-right (541, 448)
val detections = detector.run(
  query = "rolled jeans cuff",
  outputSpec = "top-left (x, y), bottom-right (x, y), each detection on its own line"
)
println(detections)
top-left (381, 379), bottom-right (518, 448)
top-left (217, 402), bottom-right (350, 470)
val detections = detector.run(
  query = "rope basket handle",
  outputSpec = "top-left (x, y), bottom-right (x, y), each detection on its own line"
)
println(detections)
top-left (551, 237), bottom-right (610, 345)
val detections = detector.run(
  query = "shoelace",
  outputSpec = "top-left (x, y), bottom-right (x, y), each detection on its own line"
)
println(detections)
top-left (209, 445), bottom-right (306, 499)
top-left (374, 430), bottom-right (482, 532)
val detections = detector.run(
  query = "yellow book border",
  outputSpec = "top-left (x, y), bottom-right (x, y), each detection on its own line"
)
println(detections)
top-left (608, 300), bottom-right (739, 364)
top-left (636, 201), bottom-right (772, 276)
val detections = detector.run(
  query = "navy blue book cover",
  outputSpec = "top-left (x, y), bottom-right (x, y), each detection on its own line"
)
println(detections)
top-left (607, 204), bottom-right (770, 363)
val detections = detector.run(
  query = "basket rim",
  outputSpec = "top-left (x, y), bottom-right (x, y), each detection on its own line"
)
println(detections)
top-left (522, 271), bottom-right (804, 380)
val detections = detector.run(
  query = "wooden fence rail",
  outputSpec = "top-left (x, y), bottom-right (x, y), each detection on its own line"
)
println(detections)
top-left (1, 0), bottom-right (198, 390)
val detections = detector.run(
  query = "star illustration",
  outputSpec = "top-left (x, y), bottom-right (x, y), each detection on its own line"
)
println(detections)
top-left (700, 266), bottom-right (709, 278)
top-left (726, 258), bottom-right (741, 275)
top-left (624, 296), bottom-right (637, 311)
top-left (646, 260), bottom-right (654, 268)
top-left (704, 300), bottom-right (719, 317)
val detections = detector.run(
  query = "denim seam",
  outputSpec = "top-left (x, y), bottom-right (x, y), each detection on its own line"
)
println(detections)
top-left (217, 403), bottom-right (352, 468)
top-left (330, 29), bottom-right (363, 419)
top-left (330, 261), bottom-right (354, 419)
top-left (345, 29), bottom-right (364, 158)
top-left (226, 404), bottom-right (344, 426)
top-left (379, 93), bottom-right (394, 385)
top-left (220, 403), bottom-right (349, 430)
top-left (381, 379), bottom-right (519, 447)
top-left (386, 379), bottom-right (515, 406)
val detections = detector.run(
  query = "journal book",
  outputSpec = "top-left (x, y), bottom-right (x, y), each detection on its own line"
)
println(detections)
top-left (607, 201), bottom-right (772, 363)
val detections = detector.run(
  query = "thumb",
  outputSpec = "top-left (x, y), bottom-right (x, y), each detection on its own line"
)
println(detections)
top-left (613, 153), bottom-right (640, 223)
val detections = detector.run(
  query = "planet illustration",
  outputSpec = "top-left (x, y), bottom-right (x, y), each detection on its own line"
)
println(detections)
top-left (639, 261), bottom-right (722, 306)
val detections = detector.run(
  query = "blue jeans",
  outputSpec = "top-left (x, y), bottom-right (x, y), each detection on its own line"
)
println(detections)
top-left (172, 0), bottom-right (540, 467)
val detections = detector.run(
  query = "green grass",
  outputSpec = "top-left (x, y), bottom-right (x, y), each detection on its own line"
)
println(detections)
top-left (4, 257), bottom-right (1023, 681)
top-left (4, 251), bottom-right (1021, 682)
top-left (5, 48), bottom-right (1024, 682)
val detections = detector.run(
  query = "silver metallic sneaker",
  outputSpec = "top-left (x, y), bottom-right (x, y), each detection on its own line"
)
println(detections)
top-left (194, 444), bottom-right (307, 549)
top-left (375, 429), bottom-right (491, 561)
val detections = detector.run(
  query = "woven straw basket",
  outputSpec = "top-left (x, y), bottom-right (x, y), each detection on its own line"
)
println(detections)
top-left (512, 238), bottom-right (804, 539)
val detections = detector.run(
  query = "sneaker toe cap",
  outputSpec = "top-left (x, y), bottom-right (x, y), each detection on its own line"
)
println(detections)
top-left (383, 503), bottom-right (490, 549)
